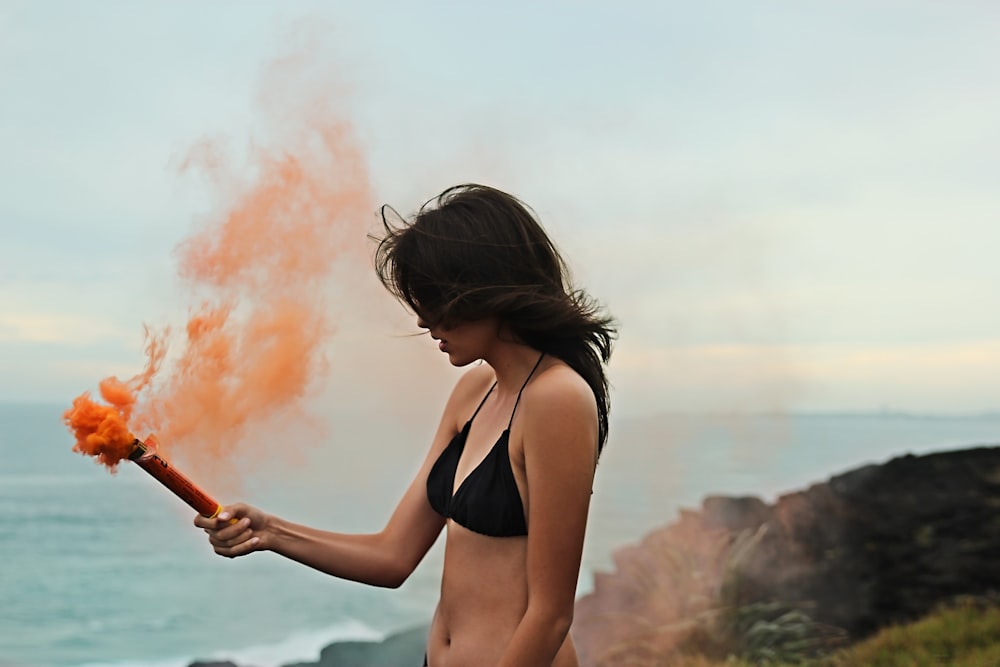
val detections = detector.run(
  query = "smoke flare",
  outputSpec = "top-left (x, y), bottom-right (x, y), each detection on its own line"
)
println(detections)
top-left (65, 331), bottom-right (166, 470)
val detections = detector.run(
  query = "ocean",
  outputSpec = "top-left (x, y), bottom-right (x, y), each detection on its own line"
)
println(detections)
top-left (3, 402), bottom-right (999, 667)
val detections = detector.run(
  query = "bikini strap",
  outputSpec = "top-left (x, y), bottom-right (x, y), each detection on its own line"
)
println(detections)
top-left (469, 381), bottom-right (496, 422)
top-left (508, 353), bottom-right (545, 428)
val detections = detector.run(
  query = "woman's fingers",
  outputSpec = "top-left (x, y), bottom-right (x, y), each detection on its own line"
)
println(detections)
top-left (194, 504), bottom-right (262, 558)
top-left (194, 502), bottom-right (248, 528)
top-left (205, 516), bottom-right (248, 540)
top-left (208, 521), bottom-right (258, 556)
top-left (213, 537), bottom-right (260, 558)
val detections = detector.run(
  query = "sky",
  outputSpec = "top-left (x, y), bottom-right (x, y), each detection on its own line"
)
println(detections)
top-left (2, 0), bottom-right (1000, 418)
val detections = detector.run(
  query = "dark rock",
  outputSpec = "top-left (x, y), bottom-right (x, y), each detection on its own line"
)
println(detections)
top-left (573, 446), bottom-right (1000, 664)
top-left (283, 624), bottom-right (429, 667)
top-left (738, 447), bottom-right (1000, 637)
top-left (702, 495), bottom-right (771, 531)
top-left (187, 625), bottom-right (429, 667)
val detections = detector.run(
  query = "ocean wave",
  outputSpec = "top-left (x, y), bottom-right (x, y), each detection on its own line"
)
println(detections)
top-left (70, 618), bottom-right (385, 667)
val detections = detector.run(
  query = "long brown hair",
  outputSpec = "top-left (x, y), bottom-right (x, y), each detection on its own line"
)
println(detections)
top-left (372, 184), bottom-right (617, 453)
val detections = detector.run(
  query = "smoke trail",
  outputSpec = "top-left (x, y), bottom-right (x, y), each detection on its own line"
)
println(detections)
top-left (65, 37), bottom-right (373, 485)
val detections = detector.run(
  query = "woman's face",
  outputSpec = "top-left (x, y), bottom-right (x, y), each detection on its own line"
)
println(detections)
top-left (416, 313), bottom-right (500, 366)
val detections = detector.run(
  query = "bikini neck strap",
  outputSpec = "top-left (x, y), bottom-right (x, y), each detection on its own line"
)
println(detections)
top-left (508, 352), bottom-right (545, 428)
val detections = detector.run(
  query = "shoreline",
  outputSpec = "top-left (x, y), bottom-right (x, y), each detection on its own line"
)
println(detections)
top-left (190, 624), bottom-right (431, 667)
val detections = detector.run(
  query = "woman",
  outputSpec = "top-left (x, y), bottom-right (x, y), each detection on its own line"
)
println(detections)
top-left (195, 184), bottom-right (616, 666)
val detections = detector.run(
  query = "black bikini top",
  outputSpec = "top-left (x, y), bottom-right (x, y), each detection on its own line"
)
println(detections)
top-left (426, 354), bottom-right (544, 537)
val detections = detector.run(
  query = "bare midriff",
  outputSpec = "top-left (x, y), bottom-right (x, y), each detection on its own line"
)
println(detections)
top-left (425, 521), bottom-right (578, 667)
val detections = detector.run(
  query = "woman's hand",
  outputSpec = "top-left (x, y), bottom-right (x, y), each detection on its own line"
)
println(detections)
top-left (193, 502), bottom-right (269, 558)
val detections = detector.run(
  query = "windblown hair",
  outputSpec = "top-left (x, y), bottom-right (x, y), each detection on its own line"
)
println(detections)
top-left (372, 184), bottom-right (617, 453)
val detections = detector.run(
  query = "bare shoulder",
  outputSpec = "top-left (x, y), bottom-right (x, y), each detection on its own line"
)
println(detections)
top-left (519, 360), bottom-right (598, 451)
top-left (526, 361), bottom-right (597, 422)
top-left (515, 359), bottom-right (599, 492)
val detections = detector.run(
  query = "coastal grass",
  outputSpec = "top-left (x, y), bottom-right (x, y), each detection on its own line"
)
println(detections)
top-left (668, 598), bottom-right (1000, 667)
top-left (821, 598), bottom-right (1000, 667)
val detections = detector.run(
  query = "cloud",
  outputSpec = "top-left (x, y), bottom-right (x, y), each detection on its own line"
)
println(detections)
top-left (610, 338), bottom-right (1000, 415)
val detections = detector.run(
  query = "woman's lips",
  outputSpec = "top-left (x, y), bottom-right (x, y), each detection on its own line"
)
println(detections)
top-left (438, 340), bottom-right (447, 352)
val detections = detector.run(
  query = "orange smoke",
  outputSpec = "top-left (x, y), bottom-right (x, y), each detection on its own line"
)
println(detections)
top-left (65, 37), bottom-right (373, 483)
top-left (65, 332), bottom-right (166, 470)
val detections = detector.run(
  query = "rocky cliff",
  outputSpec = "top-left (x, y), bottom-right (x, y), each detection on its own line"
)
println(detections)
top-left (572, 446), bottom-right (1000, 665)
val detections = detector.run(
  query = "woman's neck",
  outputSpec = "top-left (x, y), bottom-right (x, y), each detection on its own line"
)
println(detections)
top-left (483, 341), bottom-right (545, 396)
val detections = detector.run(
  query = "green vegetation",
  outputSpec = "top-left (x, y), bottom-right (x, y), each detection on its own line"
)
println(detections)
top-left (669, 598), bottom-right (1000, 667)
top-left (822, 598), bottom-right (1000, 667)
top-left (716, 601), bottom-right (847, 664)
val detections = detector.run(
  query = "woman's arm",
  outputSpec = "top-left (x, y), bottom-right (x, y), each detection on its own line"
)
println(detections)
top-left (198, 458), bottom-right (445, 588)
top-left (497, 370), bottom-right (598, 666)
top-left (194, 369), bottom-right (490, 588)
